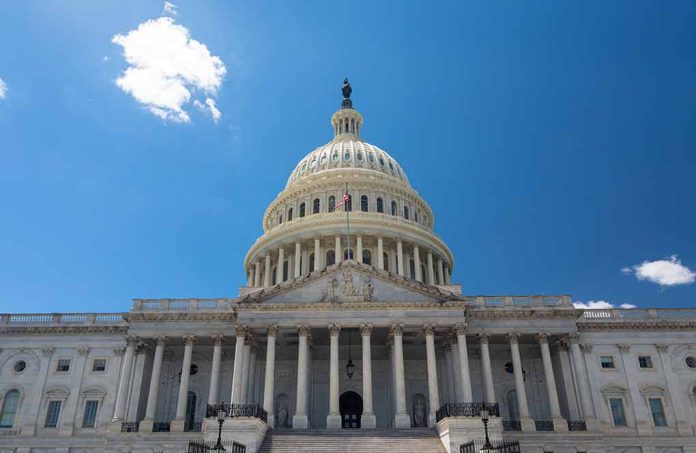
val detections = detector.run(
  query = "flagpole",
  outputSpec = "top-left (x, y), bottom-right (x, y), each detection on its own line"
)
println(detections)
top-left (345, 183), bottom-right (351, 261)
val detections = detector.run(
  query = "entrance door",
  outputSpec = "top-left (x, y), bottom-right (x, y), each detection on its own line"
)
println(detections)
top-left (339, 391), bottom-right (363, 429)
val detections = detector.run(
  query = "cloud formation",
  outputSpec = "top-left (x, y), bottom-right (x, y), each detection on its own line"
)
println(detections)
top-left (193, 97), bottom-right (221, 122)
top-left (163, 2), bottom-right (177, 16)
top-left (622, 255), bottom-right (695, 287)
top-left (0, 78), bottom-right (7, 99)
top-left (573, 300), bottom-right (637, 309)
top-left (112, 16), bottom-right (226, 123)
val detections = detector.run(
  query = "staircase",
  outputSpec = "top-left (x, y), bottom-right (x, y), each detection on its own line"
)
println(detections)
top-left (258, 428), bottom-right (447, 453)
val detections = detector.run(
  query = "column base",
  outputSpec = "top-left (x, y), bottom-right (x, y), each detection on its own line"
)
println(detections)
top-left (676, 420), bottom-right (692, 436)
top-left (520, 417), bottom-right (536, 432)
top-left (361, 413), bottom-right (376, 429)
top-left (552, 417), bottom-right (568, 431)
top-left (107, 420), bottom-right (123, 434)
top-left (138, 419), bottom-right (154, 432)
top-left (327, 414), bottom-right (342, 429)
top-left (393, 413), bottom-right (411, 429)
top-left (292, 414), bottom-right (309, 429)
top-left (266, 414), bottom-right (275, 429)
top-left (170, 419), bottom-right (186, 432)
top-left (584, 417), bottom-right (601, 432)
top-left (428, 414), bottom-right (437, 428)
top-left (636, 420), bottom-right (652, 435)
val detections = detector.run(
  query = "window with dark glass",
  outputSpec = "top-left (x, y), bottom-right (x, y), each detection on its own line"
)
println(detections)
top-left (344, 249), bottom-right (354, 260)
top-left (391, 201), bottom-right (397, 216)
top-left (409, 259), bottom-right (415, 279)
top-left (282, 261), bottom-right (289, 282)
top-left (288, 208), bottom-right (293, 221)
top-left (309, 253), bottom-right (315, 272)
top-left (360, 195), bottom-right (368, 212)
top-left (638, 356), bottom-right (653, 369)
top-left (45, 401), bottom-right (62, 427)
top-left (82, 400), bottom-right (99, 428)
top-left (649, 398), bottom-right (667, 426)
top-left (0, 390), bottom-right (20, 428)
top-left (415, 211), bottom-right (419, 223)
top-left (362, 250), bottom-right (372, 265)
top-left (92, 359), bottom-right (106, 372)
top-left (600, 356), bottom-right (616, 369)
top-left (404, 206), bottom-right (409, 220)
top-left (326, 250), bottom-right (336, 266)
top-left (56, 359), bottom-right (71, 372)
top-left (376, 197), bottom-right (384, 213)
top-left (299, 203), bottom-right (305, 218)
top-left (313, 198), bottom-right (320, 214)
top-left (329, 196), bottom-right (336, 212)
top-left (609, 398), bottom-right (626, 426)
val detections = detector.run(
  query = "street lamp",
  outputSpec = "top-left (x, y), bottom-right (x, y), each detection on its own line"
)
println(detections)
top-left (479, 403), bottom-right (493, 453)
top-left (213, 404), bottom-right (226, 452)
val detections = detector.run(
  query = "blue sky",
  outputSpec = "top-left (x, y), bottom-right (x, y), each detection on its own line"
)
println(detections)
top-left (1, 1), bottom-right (695, 313)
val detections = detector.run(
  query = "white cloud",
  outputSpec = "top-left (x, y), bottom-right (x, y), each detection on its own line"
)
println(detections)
top-left (573, 300), bottom-right (637, 309)
top-left (103, 56), bottom-right (109, 61)
top-left (623, 255), bottom-right (695, 287)
top-left (163, 2), bottom-right (177, 16)
top-left (0, 78), bottom-right (7, 99)
top-left (193, 97), bottom-right (221, 122)
top-left (112, 16), bottom-right (226, 123)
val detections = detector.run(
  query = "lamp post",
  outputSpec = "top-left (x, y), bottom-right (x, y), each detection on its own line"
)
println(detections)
top-left (214, 405), bottom-right (226, 451)
top-left (479, 403), bottom-right (493, 453)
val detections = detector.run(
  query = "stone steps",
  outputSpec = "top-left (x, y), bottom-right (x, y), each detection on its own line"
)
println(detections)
top-left (258, 429), bottom-right (447, 453)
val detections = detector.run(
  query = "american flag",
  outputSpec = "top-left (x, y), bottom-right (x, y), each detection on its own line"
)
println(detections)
top-left (334, 192), bottom-right (350, 209)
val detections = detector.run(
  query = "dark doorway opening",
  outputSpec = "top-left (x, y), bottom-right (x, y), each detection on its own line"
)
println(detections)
top-left (339, 391), bottom-right (363, 429)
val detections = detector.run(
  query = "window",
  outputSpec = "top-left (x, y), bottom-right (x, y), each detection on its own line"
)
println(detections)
top-left (383, 253), bottom-right (389, 272)
top-left (299, 203), bottom-right (305, 218)
top-left (92, 359), bottom-right (106, 372)
top-left (391, 201), bottom-right (397, 216)
top-left (648, 398), bottom-right (667, 426)
top-left (376, 197), bottom-right (383, 213)
top-left (82, 400), bottom-right (98, 428)
top-left (404, 206), bottom-right (409, 220)
top-left (56, 359), bottom-right (71, 372)
top-left (288, 208), bottom-right (293, 221)
top-left (328, 196), bottom-right (336, 212)
top-left (326, 250), bottom-right (335, 266)
top-left (638, 356), bottom-right (653, 369)
top-left (362, 250), bottom-right (372, 265)
top-left (415, 211), bottom-right (419, 223)
top-left (506, 389), bottom-right (519, 421)
top-left (282, 261), bottom-right (289, 282)
top-left (686, 356), bottom-right (696, 369)
top-left (409, 259), bottom-right (416, 279)
top-left (609, 398), bottom-right (626, 426)
top-left (13, 360), bottom-right (26, 373)
top-left (0, 390), bottom-right (20, 428)
top-left (45, 401), bottom-right (62, 427)
top-left (278, 213), bottom-right (283, 224)
top-left (600, 356), bottom-right (616, 369)
top-left (344, 249), bottom-right (354, 260)
top-left (312, 198), bottom-right (320, 214)
top-left (309, 253), bottom-right (315, 272)
top-left (360, 195), bottom-right (368, 212)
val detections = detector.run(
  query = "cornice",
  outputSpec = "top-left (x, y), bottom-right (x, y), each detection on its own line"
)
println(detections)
top-left (0, 325), bottom-right (129, 335)
top-left (466, 307), bottom-right (582, 320)
top-left (236, 300), bottom-right (467, 312)
top-left (126, 311), bottom-right (237, 323)
top-left (578, 320), bottom-right (696, 331)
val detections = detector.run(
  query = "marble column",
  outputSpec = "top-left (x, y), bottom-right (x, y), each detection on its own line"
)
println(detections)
top-left (449, 335), bottom-right (463, 402)
top-left (509, 333), bottom-right (534, 431)
top-left (172, 335), bottom-right (194, 432)
top-left (327, 324), bottom-right (342, 428)
top-left (424, 325), bottom-right (440, 427)
top-left (230, 326), bottom-right (247, 403)
top-left (112, 336), bottom-right (137, 422)
top-left (414, 245), bottom-right (422, 282)
top-left (479, 333), bottom-right (496, 403)
top-left (294, 242), bottom-right (302, 278)
top-left (276, 248), bottom-right (285, 283)
top-left (537, 333), bottom-right (567, 430)
top-left (396, 240), bottom-right (405, 276)
top-left (335, 235), bottom-right (341, 263)
top-left (391, 324), bottom-right (410, 428)
top-left (247, 345), bottom-right (258, 403)
top-left (314, 238), bottom-right (321, 271)
top-left (208, 335), bottom-right (223, 405)
top-left (254, 262), bottom-right (262, 288)
top-left (287, 253), bottom-right (294, 282)
top-left (263, 326), bottom-right (278, 428)
top-left (427, 251), bottom-right (435, 285)
top-left (139, 336), bottom-right (166, 432)
top-left (293, 326), bottom-right (310, 428)
top-left (263, 254), bottom-right (272, 288)
top-left (247, 268), bottom-right (254, 287)
top-left (302, 248), bottom-right (309, 275)
top-left (356, 235), bottom-right (363, 263)
top-left (239, 343), bottom-right (251, 403)
top-left (377, 237), bottom-right (384, 269)
top-left (360, 324), bottom-right (376, 428)
top-left (455, 324), bottom-right (472, 402)
top-left (445, 266), bottom-right (451, 285)
top-left (437, 259), bottom-right (444, 285)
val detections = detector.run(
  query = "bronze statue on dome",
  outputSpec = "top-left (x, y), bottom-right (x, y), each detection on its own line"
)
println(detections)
top-left (342, 78), bottom-right (352, 99)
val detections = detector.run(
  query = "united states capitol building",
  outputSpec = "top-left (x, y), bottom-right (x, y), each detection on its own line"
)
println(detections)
top-left (1, 82), bottom-right (695, 453)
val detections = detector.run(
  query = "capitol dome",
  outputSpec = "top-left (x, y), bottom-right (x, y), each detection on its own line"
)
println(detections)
top-left (243, 81), bottom-right (455, 292)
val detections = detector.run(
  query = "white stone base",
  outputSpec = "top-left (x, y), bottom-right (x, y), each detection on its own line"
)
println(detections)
top-left (436, 416), bottom-right (502, 453)
top-left (170, 419), bottom-right (186, 432)
top-left (138, 419), bottom-right (154, 432)
top-left (393, 413), bottom-right (411, 429)
top-left (520, 416), bottom-right (535, 432)
top-left (552, 416), bottom-right (568, 431)
top-left (204, 417), bottom-right (269, 453)
top-left (361, 413), bottom-right (376, 429)
top-left (292, 414), bottom-right (309, 429)
top-left (326, 414), bottom-right (342, 429)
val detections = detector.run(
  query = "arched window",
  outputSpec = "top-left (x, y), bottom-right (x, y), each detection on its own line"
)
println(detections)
top-left (326, 250), bottom-right (336, 266)
top-left (0, 390), bottom-right (20, 428)
top-left (283, 261), bottom-right (289, 282)
top-left (360, 195), bottom-right (368, 212)
top-left (328, 196), bottom-right (336, 212)
top-left (383, 253), bottom-right (390, 272)
top-left (313, 198), bottom-right (320, 214)
top-left (404, 206), bottom-right (409, 220)
top-left (288, 208), bottom-right (293, 222)
top-left (376, 197), bottom-right (384, 213)
top-left (391, 201), bottom-right (397, 216)
top-left (309, 253), bottom-right (315, 273)
top-left (362, 250), bottom-right (372, 265)
top-left (344, 248), bottom-right (354, 260)
top-left (299, 203), bottom-right (305, 218)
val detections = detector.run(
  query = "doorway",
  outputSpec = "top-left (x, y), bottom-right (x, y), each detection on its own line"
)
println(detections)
top-left (339, 391), bottom-right (363, 429)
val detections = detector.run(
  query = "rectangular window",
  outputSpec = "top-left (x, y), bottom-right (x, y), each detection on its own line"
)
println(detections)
top-left (600, 355), bottom-right (616, 369)
top-left (92, 359), bottom-right (106, 372)
top-left (45, 401), bottom-right (62, 427)
top-left (638, 356), bottom-right (653, 369)
top-left (82, 400), bottom-right (99, 428)
top-left (649, 398), bottom-right (667, 426)
top-left (56, 359), bottom-right (70, 372)
top-left (609, 398), bottom-right (626, 426)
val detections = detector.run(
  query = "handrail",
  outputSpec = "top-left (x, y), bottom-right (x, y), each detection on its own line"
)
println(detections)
top-left (1, 313), bottom-right (126, 326)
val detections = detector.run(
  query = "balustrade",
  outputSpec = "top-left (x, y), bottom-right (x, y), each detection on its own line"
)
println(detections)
top-left (435, 402), bottom-right (500, 422)
top-left (206, 403), bottom-right (268, 423)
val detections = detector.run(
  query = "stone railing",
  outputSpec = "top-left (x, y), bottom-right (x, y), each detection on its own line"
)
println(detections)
top-left (1, 313), bottom-right (126, 326)
top-left (131, 299), bottom-right (232, 312)
top-left (435, 402), bottom-right (500, 422)
top-left (580, 308), bottom-right (696, 320)
top-left (470, 295), bottom-right (573, 308)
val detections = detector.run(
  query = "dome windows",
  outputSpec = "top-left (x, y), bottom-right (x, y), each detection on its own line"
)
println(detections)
top-left (391, 201), bottom-right (398, 216)
top-left (288, 208), bottom-right (293, 222)
top-left (328, 196), bottom-right (336, 212)
top-left (376, 197), bottom-right (384, 213)
top-left (356, 151), bottom-right (363, 161)
top-left (379, 157), bottom-right (385, 167)
top-left (309, 157), bottom-right (317, 168)
top-left (344, 151), bottom-right (351, 161)
top-left (388, 161), bottom-right (395, 173)
top-left (332, 152), bottom-right (339, 163)
top-left (313, 198), bottom-right (320, 214)
top-left (360, 195), bottom-right (369, 212)
top-left (299, 203), bottom-right (306, 218)
top-left (367, 152), bottom-right (374, 164)
top-left (362, 250), bottom-right (372, 265)
top-left (320, 153), bottom-right (328, 165)
top-left (404, 206), bottom-right (410, 220)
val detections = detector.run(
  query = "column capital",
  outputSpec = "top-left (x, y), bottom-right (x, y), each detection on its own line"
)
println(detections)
top-left (422, 324), bottom-right (435, 336)
top-left (211, 335), bottom-right (224, 346)
top-left (266, 325), bottom-right (279, 337)
top-left (478, 332), bottom-right (491, 343)
top-left (126, 336), bottom-right (139, 347)
top-left (580, 343), bottom-right (593, 353)
top-left (390, 324), bottom-right (404, 336)
top-left (113, 347), bottom-right (126, 356)
top-left (454, 323), bottom-right (467, 335)
top-left (359, 324), bottom-right (373, 336)
top-left (297, 325), bottom-right (311, 337)
top-left (535, 333), bottom-right (550, 344)
top-left (655, 344), bottom-right (669, 353)
top-left (78, 346), bottom-right (90, 356)
top-left (42, 347), bottom-right (55, 357)
top-left (328, 324), bottom-right (341, 336)
top-left (507, 333), bottom-right (520, 344)
top-left (153, 335), bottom-right (167, 345)
top-left (235, 325), bottom-right (248, 337)
top-left (568, 333), bottom-right (581, 344)
top-left (618, 343), bottom-right (631, 352)
top-left (183, 335), bottom-right (195, 345)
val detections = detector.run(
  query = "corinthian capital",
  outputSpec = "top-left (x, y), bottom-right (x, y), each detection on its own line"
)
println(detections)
top-left (183, 335), bottom-right (195, 345)
top-left (535, 333), bottom-right (549, 344)
top-left (297, 325), bottom-right (311, 337)
top-left (266, 325), bottom-right (279, 337)
top-left (211, 335), bottom-right (224, 346)
top-left (507, 333), bottom-right (520, 344)
top-left (390, 324), bottom-right (404, 336)
top-left (359, 324), bottom-right (373, 336)
top-left (235, 325), bottom-right (248, 337)
top-left (422, 324), bottom-right (435, 336)
top-left (328, 324), bottom-right (341, 336)
top-left (454, 323), bottom-right (467, 335)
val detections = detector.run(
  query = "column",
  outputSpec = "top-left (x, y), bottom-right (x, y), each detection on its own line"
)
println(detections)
top-left (414, 245), bottom-right (422, 282)
top-left (139, 336), bottom-right (166, 431)
top-left (479, 334), bottom-right (496, 403)
top-left (239, 343), bottom-right (251, 403)
top-left (335, 235), bottom-right (341, 263)
top-left (302, 248), bottom-right (309, 275)
top-left (327, 324), bottom-right (342, 428)
top-left (254, 262), bottom-right (262, 288)
top-left (172, 335), bottom-right (194, 432)
top-left (360, 324), bottom-right (376, 428)
top-left (292, 326), bottom-right (310, 428)
top-left (208, 335), bottom-right (223, 405)
top-left (263, 326), bottom-right (278, 428)
top-left (356, 235), bottom-right (363, 263)
top-left (230, 326), bottom-right (247, 403)
top-left (377, 237), bottom-right (384, 269)
top-left (449, 334), bottom-right (463, 402)
top-left (444, 343), bottom-right (457, 402)
top-left (509, 333), bottom-right (534, 431)
top-left (618, 344), bottom-right (652, 434)
top-left (287, 253), bottom-right (294, 282)
top-left (294, 242), bottom-right (302, 278)
top-left (264, 254), bottom-right (272, 288)
top-left (247, 268), bottom-right (254, 287)
top-left (455, 324), bottom-right (473, 402)
top-left (445, 266), bottom-right (451, 285)
top-left (112, 336), bottom-right (137, 422)
top-left (437, 259), bottom-right (444, 285)
top-left (391, 324), bottom-right (410, 428)
top-left (276, 247), bottom-right (285, 283)
top-left (396, 239), bottom-right (404, 276)
top-left (314, 238), bottom-right (321, 270)
top-left (424, 325), bottom-right (440, 427)
top-left (246, 345), bottom-right (257, 403)
top-left (427, 251), bottom-right (435, 285)
top-left (537, 333), bottom-right (567, 430)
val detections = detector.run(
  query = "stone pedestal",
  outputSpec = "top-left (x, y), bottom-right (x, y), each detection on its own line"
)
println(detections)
top-left (326, 414), bottom-right (342, 429)
top-left (520, 416), bottom-right (535, 432)
top-left (170, 419), bottom-right (186, 432)
top-left (107, 420), bottom-right (123, 434)
top-left (204, 417), bottom-right (269, 453)
top-left (393, 413), bottom-right (411, 429)
top-left (292, 414), bottom-right (309, 429)
top-left (552, 416), bottom-right (568, 432)
top-left (436, 416), bottom-right (503, 453)
top-left (361, 413), bottom-right (376, 429)
top-left (138, 419), bottom-right (154, 432)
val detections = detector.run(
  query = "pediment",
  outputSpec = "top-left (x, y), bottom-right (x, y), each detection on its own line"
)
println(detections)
top-left (237, 261), bottom-right (463, 305)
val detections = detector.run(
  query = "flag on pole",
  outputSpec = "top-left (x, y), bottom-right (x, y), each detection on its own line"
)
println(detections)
top-left (334, 191), bottom-right (351, 210)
